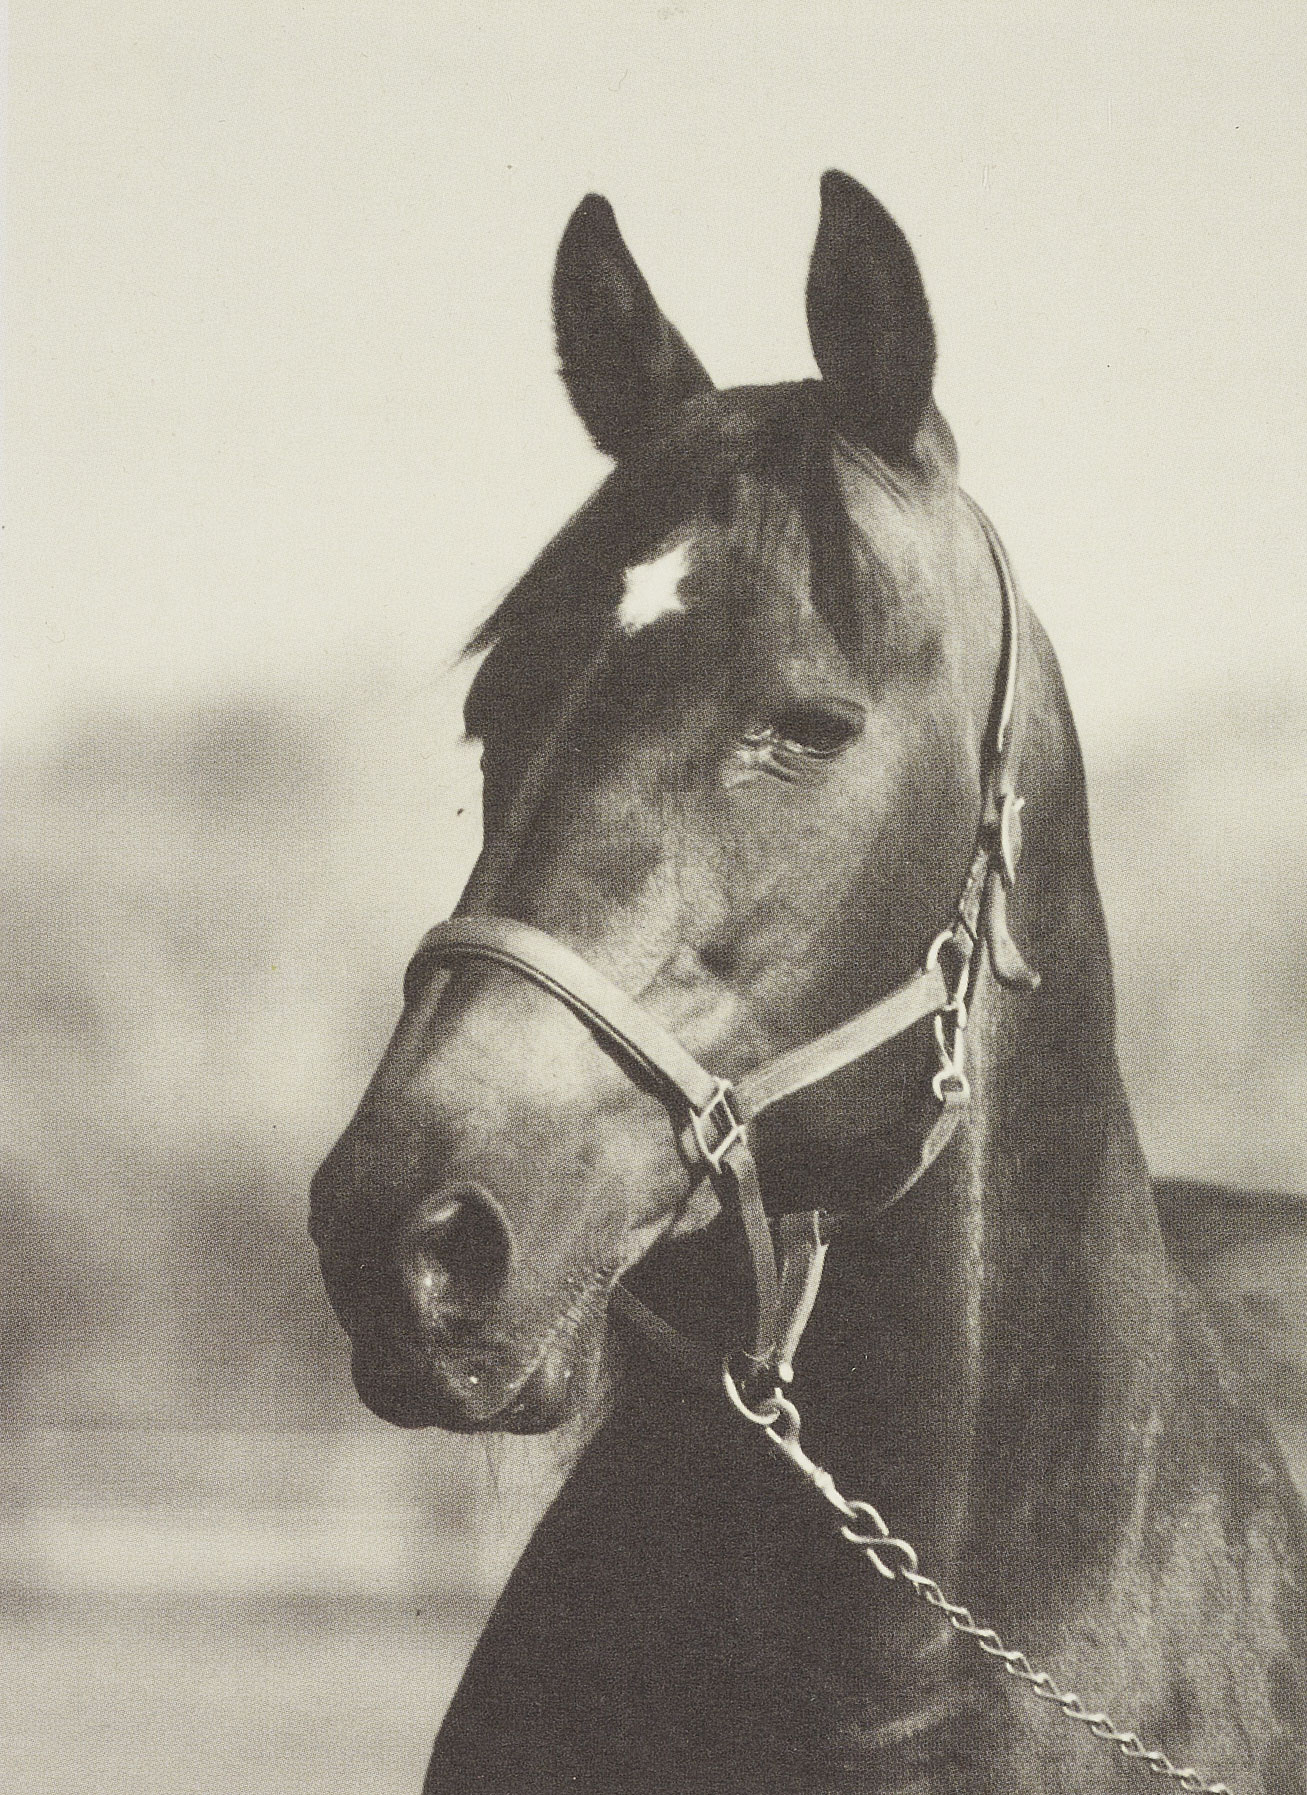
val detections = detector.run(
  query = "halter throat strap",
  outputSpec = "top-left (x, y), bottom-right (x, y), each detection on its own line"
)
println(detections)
top-left (407, 494), bottom-right (1035, 1390)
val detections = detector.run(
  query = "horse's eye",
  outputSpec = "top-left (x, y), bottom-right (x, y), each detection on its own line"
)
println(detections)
top-left (776, 704), bottom-right (862, 757)
top-left (754, 703), bottom-right (863, 761)
top-left (736, 704), bottom-right (862, 780)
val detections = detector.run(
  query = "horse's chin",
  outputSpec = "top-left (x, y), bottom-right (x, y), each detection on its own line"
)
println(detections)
top-left (350, 1319), bottom-right (601, 1435)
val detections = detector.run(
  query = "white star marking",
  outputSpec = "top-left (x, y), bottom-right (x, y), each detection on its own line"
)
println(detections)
top-left (616, 541), bottom-right (693, 634)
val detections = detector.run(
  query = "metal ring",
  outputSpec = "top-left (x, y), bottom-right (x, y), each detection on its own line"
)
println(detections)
top-left (721, 1356), bottom-right (784, 1426)
top-left (763, 1391), bottom-right (802, 1444)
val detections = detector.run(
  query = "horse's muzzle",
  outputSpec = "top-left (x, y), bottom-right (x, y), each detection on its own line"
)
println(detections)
top-left (312, 1176), bottom-right (604, 1432)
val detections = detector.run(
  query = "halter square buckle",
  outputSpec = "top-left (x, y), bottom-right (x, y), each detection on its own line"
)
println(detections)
top-left (689, 1079), bottom-right (747, 1175)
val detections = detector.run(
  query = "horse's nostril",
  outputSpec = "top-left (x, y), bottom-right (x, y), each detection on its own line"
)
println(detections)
top-left (393, 1183), bottom-right (514, 1316)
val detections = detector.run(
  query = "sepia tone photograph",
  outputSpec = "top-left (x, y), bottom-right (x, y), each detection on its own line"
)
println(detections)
top-left (5, 5), bottom-right (1307, 1790)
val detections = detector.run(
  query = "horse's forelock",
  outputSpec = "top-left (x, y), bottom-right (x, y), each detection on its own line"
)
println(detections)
top-left (462, 388), bottom-right (861, 743)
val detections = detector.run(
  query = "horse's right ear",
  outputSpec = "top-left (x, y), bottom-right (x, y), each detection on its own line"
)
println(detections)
top-left (553, 195), bottom-right (714, 460)
top-left (806, 171), bottom-right (936, 461)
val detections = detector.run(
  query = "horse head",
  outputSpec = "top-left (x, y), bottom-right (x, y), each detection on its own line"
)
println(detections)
top-left (310, 174), bottom-right (1305, 1795)
top-left (310, 172), bottom-right (1028, 1434)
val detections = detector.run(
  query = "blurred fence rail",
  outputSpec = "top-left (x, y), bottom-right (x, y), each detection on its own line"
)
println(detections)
top-left (0, 1425), bottom-right (541, 1609)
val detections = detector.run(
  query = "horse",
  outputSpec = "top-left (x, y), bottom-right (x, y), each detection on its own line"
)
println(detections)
top-left (309, 171), bottom-right (1307, 1793)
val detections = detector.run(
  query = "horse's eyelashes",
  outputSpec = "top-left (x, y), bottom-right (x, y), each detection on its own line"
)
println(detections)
top-left (743, 704), bottom-right (863, 764)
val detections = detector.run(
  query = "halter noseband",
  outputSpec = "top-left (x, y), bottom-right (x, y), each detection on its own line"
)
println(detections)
top-left (407, 497), bottom-right (1037, 1396)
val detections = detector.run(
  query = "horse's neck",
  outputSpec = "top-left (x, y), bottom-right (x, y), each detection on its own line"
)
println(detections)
top-left (778, 647), bottom-right (1172, 1659)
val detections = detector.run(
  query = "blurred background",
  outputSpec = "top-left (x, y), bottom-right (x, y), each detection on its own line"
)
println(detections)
top-left (5, 4), bottom-right (1307, 1790)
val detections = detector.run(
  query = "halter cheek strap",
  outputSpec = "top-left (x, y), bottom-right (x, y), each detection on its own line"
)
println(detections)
top-left (407, 496), bottom-right (1037, 1394)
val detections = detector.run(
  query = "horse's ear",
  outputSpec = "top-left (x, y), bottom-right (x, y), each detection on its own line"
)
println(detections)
top-left (806, 171), bottom-right (936, 461)
top-left (553, 194), bottom-right (714, 459)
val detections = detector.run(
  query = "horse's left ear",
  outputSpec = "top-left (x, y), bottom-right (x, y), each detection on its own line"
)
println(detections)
top-left (553, 194), bottom-right (714, 460)
top-left (806, 171), bottom-right (936, 461)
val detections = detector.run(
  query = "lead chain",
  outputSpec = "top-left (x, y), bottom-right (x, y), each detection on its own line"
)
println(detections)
top-left (721, 1368), bottom-right (1234, 1795)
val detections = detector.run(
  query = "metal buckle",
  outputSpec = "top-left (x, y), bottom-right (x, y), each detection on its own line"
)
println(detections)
top-left (689, 1079), bottom-right (747, 1175)
top-left (926, 928), bottom-right (973, 1107)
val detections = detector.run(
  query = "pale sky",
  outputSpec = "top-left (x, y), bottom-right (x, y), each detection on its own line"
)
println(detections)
top-left (8, 2), bottom-right (1307, 753)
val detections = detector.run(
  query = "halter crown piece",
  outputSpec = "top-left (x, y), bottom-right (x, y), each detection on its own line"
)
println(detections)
top-left (409, 497), bottom-right (1038, 1399)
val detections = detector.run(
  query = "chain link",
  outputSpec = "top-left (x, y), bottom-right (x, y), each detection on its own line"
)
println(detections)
top-left (721, 1365), bottom-right (1234, 1795)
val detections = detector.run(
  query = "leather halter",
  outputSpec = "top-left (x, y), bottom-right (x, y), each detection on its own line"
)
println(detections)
top-left (407, 497), bottom-right (1037, 1395)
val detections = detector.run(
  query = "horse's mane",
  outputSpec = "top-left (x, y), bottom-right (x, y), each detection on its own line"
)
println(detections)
top-left (461, 384), bottom-right (860, 746)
